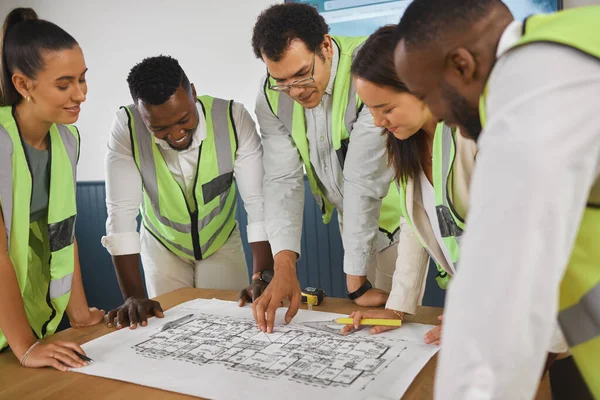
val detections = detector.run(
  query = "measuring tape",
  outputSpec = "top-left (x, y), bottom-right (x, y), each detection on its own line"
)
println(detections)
top-left (301, 287), bottom-right (326, 310)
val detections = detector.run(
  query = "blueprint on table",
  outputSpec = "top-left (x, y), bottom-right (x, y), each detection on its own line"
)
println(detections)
top-left (74, 299), bottom-right (439, 400)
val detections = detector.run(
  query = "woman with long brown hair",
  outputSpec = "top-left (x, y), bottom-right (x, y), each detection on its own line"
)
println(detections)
top-left (342, 26), bottom-right (568, 356)
top-left (0, 8), bottom-right (103, 370)
top-left (340, 25), bottom-right (475, 343)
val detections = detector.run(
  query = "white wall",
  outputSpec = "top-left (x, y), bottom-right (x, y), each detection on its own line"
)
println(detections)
top-left (1, 0), bottom-right (279, 181)
top-left (3, 0), bottom-right (597, 180)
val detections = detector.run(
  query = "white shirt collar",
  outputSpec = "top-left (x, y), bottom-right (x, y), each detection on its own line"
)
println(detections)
top-left (496, 20), bottom-right (523, 59)
top-left (154, 100), bottom-right (207, 151)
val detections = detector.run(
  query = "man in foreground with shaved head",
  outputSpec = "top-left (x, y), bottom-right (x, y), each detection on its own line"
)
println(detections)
top-left (394, 1), bottom-right (600, 398)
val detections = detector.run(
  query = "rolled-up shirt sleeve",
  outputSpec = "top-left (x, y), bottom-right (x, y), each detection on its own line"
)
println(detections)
top-left (101, 108), bottom-right (143, 256)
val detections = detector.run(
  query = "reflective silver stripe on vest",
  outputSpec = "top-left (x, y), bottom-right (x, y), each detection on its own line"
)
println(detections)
top-left (49, 273), bottom-right (73, 299)
top-left (48, 126), bottom-right (79, 252)
top-left (56, 125), bottom-right (78, 183)
top-left (211, 98), bottom-right (234, 177)
top-left (198, 186), bottom-right (233, 230)
top-left (0, 127), bottom-right (14, 248)
top-left (0, 125), bottom-right (78, 250)
top-left (436, 126), bottom-right (464, 239)
top-left (130, 107), bottom-right (192, 234)
top-left (558, 282), bottom-right (600, 347)
top-left (200, 98), bottom-right (236, 220)
top-left (198, 98), bottom-right (237, 249)
top-left (343, 42), bottom-right (364, 135)
top-left (277, 92), bottom-right (294, 136)
top-left (131, 98), bottom-right (236, 244)
top-left (200, 193), bottom-right (237, 255)
top-left (141, 207), bottom-right (195, 258)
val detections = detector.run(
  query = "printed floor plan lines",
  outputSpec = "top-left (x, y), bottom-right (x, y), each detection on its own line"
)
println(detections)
top-left (74, 299), bottom-right (439, 400)
top-left (133, 314), bottom-right (407, 389)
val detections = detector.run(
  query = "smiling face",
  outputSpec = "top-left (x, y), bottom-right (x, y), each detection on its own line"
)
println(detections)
top-left (137, 84), bottom-right (200, 151)
top-left (354, 77), bottom-right (432, 140)
top-left (263, 37), bottom-right (334, 109)
top-left (14, 45), bottom-right (88, 124)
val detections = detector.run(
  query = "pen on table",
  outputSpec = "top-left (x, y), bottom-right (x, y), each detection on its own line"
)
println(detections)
top-left (160, 313), bottom-right (195, 331)
top-left (74, 351), bottom-right (94, 363)
top-left (334, 318), bottom-right (403, 327)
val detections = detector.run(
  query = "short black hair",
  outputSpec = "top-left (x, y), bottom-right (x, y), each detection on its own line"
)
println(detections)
top-left (127, 55), bottom-right (191, 105)
top-left (397, 0), bottom-right (507, 50)
top-left (0, 8), bottom-right (78, 106)
top-left (252, 3), bottom-right (329, 61)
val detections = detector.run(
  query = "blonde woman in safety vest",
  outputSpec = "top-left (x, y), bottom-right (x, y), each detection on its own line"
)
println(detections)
top-left (0, 8), bottom-right (104, 371)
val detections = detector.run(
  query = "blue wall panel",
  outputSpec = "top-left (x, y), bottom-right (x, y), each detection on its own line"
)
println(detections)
top-left (75, 181), bottom-right (445, 313)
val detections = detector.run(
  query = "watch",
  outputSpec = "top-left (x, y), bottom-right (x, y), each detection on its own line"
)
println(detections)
top-left (259, 269), bottom-right (274, 284)
top-left (347, 280), bottom-right (372, 300)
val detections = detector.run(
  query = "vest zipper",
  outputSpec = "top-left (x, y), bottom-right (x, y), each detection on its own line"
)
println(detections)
top-left (190, 141), bottom-right (204, 260)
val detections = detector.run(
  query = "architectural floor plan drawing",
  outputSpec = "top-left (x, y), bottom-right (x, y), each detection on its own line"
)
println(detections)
top-left (74, 299), bottom-right (439, 400)
top-left (134, 313), bottom-right (403, 390)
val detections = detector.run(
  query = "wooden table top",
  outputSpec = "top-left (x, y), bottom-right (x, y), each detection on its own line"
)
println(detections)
top-left (0, 288), bottom-right (549, 399)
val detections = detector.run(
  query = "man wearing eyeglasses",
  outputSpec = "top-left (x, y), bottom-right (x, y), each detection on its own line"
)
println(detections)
top-left (248, 3), bottom-right (404, 333)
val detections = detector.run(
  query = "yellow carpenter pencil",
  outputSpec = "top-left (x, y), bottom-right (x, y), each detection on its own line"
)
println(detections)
top-left (334, 318), bottom-right (402, 327)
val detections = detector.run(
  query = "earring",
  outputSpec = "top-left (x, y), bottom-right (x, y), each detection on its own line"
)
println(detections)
top-left (26, 96), bottom-right (31, 103)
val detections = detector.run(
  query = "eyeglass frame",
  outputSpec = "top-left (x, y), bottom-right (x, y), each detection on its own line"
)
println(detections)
top-left (267, 53), bottom-right (316, 92)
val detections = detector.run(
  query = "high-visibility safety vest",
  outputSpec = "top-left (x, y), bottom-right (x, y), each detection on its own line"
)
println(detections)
top-left (263, 36), bottom-right (402, 239)
top-left (397, 123), bottom-right (463, 289)
top-left (123, 95), bottom-right (238, 261)
top-left (479, 8), bottom-right (600, 397)
top-left (0, 106), bottom-right (79, 349)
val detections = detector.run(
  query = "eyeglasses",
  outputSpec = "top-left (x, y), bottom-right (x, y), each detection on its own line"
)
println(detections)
top-left (267, 53), bottom-right (316, 92)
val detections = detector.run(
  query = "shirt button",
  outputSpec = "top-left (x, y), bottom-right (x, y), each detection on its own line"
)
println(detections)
top-left (320, 136), bottom-right (324, 141)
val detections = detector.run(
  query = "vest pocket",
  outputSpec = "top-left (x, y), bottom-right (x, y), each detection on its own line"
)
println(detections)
top-left (202, 172), bottom-right (234, 204)
top-left (48, 214), bottom-right (76, 252)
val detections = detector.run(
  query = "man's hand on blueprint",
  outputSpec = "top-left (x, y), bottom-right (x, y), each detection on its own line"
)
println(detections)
top-left (105, 297), bottom-right (164, 330)
top-left (252, 250), bottom-right (302, 333)
top-left (238, 278), bottom-right (268, 306)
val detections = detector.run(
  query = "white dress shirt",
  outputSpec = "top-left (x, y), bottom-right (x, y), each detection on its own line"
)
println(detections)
top-left (102, 100), bottom-right (268, 256)
top-left (255, 44), bottom-right (398, 274)
top-left (436, 21), bottom-right (600, 400)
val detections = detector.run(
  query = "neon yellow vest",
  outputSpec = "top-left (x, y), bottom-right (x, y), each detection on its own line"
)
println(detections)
top-left (124, 96), bottom-right (238, 261)
top-left (479, 8), bottom-right (600, 397)
top-left (397, 123), bottom-right (463, 289)
top-left (263, 36), bottom-right (402, 238)
top-left (0, 106), bottom-right (79, 349)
